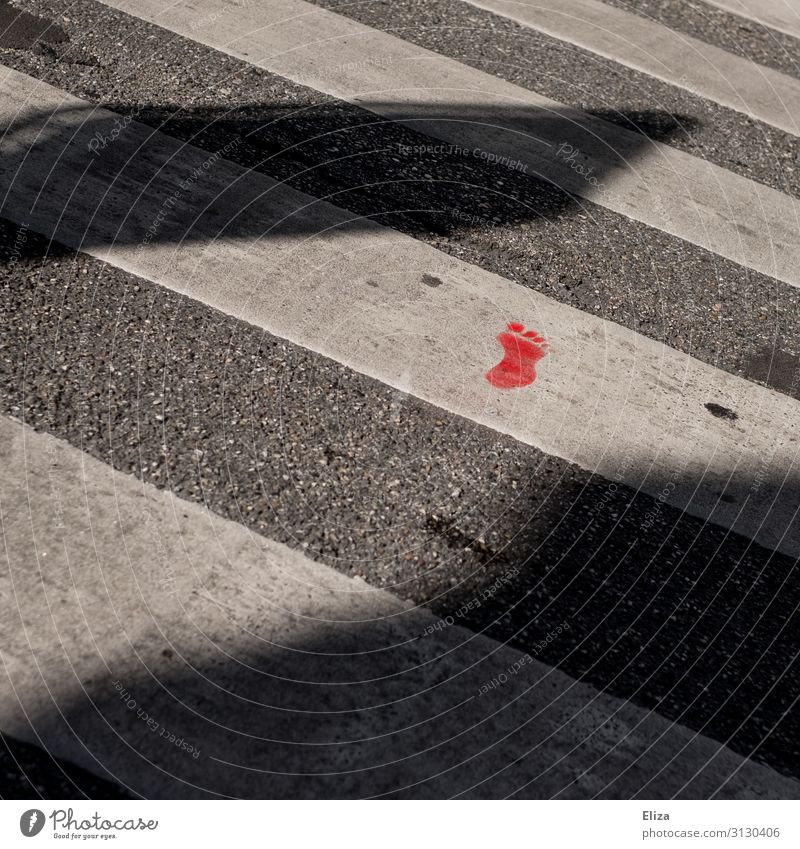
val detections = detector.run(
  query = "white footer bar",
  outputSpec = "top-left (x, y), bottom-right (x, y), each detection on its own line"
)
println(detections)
top-left (2, 800), bottom-right (796, 846)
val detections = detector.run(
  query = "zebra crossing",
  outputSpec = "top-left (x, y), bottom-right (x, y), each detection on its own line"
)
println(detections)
top-left (1, 0), bottom-right (799, 799)
top-left (4, 65), bottom-right (800, 555)
top-left (461, 0), bottom-right (800, 134)
top-left (97, 0), bottom-right (800, 286)
top-left (8, 414), bottom-right (795, 798)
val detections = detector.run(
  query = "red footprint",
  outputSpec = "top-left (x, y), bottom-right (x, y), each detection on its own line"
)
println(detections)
top-left (485, 322), bottom-right (549, 389)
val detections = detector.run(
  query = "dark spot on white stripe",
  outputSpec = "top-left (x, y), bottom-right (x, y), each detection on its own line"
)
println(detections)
top-left (705, 402), bottom-right (738, 420)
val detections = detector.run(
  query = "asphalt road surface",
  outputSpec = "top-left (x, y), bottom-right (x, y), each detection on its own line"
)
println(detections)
top-left (1, 0), bottom-right (799, 799)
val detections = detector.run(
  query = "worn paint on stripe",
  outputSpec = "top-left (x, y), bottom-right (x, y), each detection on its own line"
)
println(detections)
top-left (97, 0), bottom-right (800, 289)
top-left (1, 66), bottom-right (800, 558)
top-left (705, 0), bottom-right (800, 41)
top-left (462, 0), bottom-right (800, 135)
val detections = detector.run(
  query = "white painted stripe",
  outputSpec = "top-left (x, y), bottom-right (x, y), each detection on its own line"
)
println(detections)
top-left (2, 415), bottom-right (797, 797)
top-left (2, 66), bottom-right (800, 559)
top-left (461, 0), bottom-right (800, 134)
top-left (98, 0), bottom-right (800, 290)
top-left (705, 0), bottom-right (800, 41)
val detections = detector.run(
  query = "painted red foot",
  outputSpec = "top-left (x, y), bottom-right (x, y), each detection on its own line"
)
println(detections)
top-left (485, 322), bottom-right (549, 389)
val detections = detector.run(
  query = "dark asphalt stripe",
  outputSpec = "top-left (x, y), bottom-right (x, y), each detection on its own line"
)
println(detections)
top-left (302, 0), bottom-right (800, 196)
top-left (604, 0), bottom-right (800, 80)
top-left (1, 7), bottom-right (800, 403)
top-left (0, 733), bottom-right (132, 799)
top-left (2, 221), bottom-right (798, 781)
